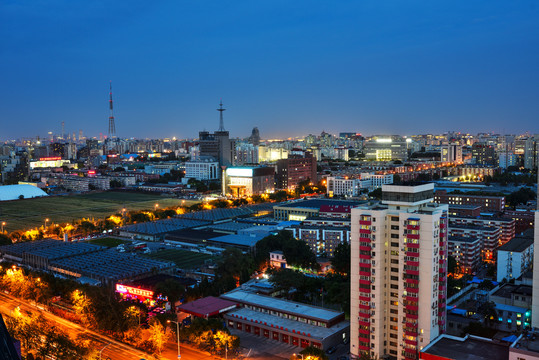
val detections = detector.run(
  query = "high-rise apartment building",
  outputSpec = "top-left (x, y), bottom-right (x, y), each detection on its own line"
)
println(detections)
top-left (350, 184), bottom-right (448, 360)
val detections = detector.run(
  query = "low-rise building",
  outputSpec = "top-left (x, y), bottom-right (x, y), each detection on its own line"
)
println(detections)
top-left (435, 190), bottom-right (505, 212)
top-left (496, 231), bottom-right (534, 282)
top-left (448, 224), bottom-right (500, 262)
top-left (221, 289), bottom-right (349, 351)
top-left (447, 236), bottom-right (481, 273)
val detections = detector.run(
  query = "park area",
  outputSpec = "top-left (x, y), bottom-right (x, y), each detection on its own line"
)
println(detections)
top-left (143, 248), bottom-right (216, 269)
top-left (0, 191), bottom-right (199, 232)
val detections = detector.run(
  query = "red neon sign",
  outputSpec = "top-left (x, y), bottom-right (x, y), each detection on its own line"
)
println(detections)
top-left (39, 157), bottom-right (62, 161)
top-left (115, 284), bottom-right (154, 299)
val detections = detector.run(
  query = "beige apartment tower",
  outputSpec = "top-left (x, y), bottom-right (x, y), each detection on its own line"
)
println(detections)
top-left (350, 184), bottom-right (448, 360)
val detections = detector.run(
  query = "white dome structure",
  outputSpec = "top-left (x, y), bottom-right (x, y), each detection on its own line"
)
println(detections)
top-left (0, 184), bottom-right (48, 201)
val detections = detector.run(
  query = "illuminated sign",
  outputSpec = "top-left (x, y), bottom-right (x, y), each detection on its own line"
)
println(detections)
top-left (226, 168), bottom-right (253, 177)
top-left (115, 284), bottom-right (154, 299)
top-left (88, 170), bottom-right (96, 175)
top-left (39, 157), bottom-right (62, 161)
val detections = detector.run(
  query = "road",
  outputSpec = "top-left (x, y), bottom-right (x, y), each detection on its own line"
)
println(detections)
top-left (0, 292), bottom-right (215, 360)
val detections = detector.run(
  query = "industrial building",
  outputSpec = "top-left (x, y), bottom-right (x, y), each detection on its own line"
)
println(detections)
top-left (221, 289), bottom-right (349, 351)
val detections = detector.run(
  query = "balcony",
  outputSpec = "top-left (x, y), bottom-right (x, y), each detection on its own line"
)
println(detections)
top-left (359, 245), bottom-right (372, 252)
top-left (405, 251), bottom-right (420, 258)
top-left (359, 303), bottom-right (370, 310)
top-left (359, 279), bottom-right (371, 285)
top-left (405, 304), bottom-right (419, 312)
top-left (407, 260), bottom-right (419, 267)
top-left (360, 229), bottom-right (371, 234)
top-left (407, 225), bottom-right (420, 231)
top-left (405, 269), bottom-right (419, 276)
top-left (359, 220), bottom-right (371, 226)
top-left (405, 313), bottom-right (419, 320)
top-left (358, 327), bottom-right (370, 335)
top-left (407, 234), bottom-right (420, 240)
top-left (358, 320), bottom-right (370, 327)
top-left (406, 322), bottom-right (418, 329)
top-left (359, 253), bottom-right (372, 260)
top-left (407, 242), bottom-right (420, 249)
top-left (404, 338), bottom-right (417, 346)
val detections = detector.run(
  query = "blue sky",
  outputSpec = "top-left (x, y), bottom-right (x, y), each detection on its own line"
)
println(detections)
top-left (1, 1), bottom-right (539, 140)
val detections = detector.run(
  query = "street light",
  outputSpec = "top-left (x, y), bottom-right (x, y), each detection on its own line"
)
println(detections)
top-left (167, 320), bottom-right (181, 359)
top-left (99, 343), bottom-right (111, 360)
top-left (1, 222), bottom-right (5, 233)
top-left (44, 218), bottom-right (49, 228)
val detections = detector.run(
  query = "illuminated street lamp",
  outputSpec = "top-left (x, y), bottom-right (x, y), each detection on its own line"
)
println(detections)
top-left (1, 222), bottom-right (5, 233)
top-left (44, 218), bottom-right (49, 228)
top-left (155, 203), bottom-right (159, 210)
top-left (167, 320), bottom-right (181, 359)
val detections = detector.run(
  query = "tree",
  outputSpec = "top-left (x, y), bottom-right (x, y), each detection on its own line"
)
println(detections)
top-left (154, 278), bottom-right (185, 305)
top-left (369, 188), bottom-right (382, 200)
top-left (255, 230), bottom-right (319, 270)
top-left (332, 242), bottom-right (350, 275)
top-left (72, 289), bottom-right (95, 327)
top-left (0, 233), bottom-right (12, 246)
top-left (148, 319), bottom-right (170, 357)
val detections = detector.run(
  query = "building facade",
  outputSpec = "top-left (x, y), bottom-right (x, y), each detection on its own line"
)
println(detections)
top-left (350, 184), bottom-right (448, 360)
top-left (275, 150), bottom-right (317, 190)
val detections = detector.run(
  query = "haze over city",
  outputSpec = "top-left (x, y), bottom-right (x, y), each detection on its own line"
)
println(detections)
top-left (2, 0), bottom-right (539, 140)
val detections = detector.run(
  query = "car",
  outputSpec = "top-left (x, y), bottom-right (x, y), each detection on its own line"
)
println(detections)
top-left (326, 346), bottom-right (337, 354)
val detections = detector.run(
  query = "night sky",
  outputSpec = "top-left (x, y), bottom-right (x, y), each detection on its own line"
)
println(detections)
top-left (2, 1), bottom-right (539, 140)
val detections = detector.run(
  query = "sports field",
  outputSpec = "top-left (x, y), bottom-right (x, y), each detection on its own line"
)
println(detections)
top-left (143, 249), bottom-right (217, 269)
top-left (0, 191), bottom-right (199, 232)
top-left (88, 237), bottom-right (130, 247)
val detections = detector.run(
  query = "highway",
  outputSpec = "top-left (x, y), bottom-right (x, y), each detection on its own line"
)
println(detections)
top-left (0, 292), bottom-right (216, 360)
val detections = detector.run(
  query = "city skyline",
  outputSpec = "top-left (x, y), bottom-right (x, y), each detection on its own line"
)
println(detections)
top-left (2, 1), bottom-right (539, 140)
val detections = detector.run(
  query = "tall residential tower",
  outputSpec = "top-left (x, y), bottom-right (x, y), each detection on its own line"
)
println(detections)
top-left (350, 184), bottom-right (448, 360)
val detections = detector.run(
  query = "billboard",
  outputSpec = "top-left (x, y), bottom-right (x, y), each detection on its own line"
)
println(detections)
top-left (115, 284), bottom-right (154, 299)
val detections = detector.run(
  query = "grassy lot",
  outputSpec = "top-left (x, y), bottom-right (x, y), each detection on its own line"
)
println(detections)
top-left (143, 249), bottom-right (217, 269)
top-left (0, 191), bottom-right (199, 232)
top-left (88, 237), bottom-right (130, 247)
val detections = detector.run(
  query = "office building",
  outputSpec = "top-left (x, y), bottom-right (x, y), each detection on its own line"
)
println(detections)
top-left (275, 149), bottom-right (317, 190)
top-left (441, 143), bottom-right (462, 163)
top-left (185, 159), bottom-right (220, 181)
top-left (350, 183), bottom-right (448, 360)
top-left (224, 166), bottom-right (275, 197)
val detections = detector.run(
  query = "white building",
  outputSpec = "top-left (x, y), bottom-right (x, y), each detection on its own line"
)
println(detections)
top-left (350, 183), bottom-right (448, 360)
top-left (185, 160), bottom-right (220, 181)
top-left (441, 143), bottom-right (462, 163)
top-left (327, 173), bottom-right (393, 197)
top-left (530, 211), bottom-right (539, 328)
top-left (496, 233), bottom-right (534, 282)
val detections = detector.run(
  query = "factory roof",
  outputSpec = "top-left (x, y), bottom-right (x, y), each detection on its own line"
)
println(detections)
top-left (0, 184), bottom-right (48, 201)
top-left (221, 289), bottom-right (343, 323)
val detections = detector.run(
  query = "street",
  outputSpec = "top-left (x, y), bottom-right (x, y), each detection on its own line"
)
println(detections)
top-left (0, 292), bottom-right (215, 360)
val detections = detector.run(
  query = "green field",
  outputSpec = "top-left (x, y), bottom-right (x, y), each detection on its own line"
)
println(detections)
top-left (88, 237), bottom-right (129, 247)
top-left (143, 249), bottom-right (217, 269)
top-left (0, 191), bottom-right (199, 232)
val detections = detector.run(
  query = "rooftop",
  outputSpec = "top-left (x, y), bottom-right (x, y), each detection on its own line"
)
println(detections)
top-left (491, 284), bottom-right (532, 299)
top-left (178, 296), bottom-right (238, 318)
top-left (421, 334), bottom-right (509, 360)
top-left (448, 236), bottom-right (480, 244)
top-left (274, 199), bottom-right (364, 210)
top-left (225, 307), bottom-right (349, 341)
top-left (498, 234), bottom-right (534, 253)
top-left (221, 289), bottom-right (343, 323)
